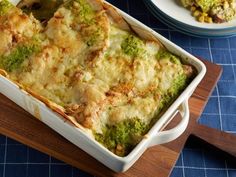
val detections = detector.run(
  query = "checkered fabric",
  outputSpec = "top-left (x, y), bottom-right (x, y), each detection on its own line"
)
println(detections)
top-left (0, 0), bottom-right (236, 176)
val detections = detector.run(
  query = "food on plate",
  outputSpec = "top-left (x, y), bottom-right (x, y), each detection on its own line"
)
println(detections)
top-left (181, 0), bottom-right (236, 23)
top-left (0, 0), bottom-right (196, 156)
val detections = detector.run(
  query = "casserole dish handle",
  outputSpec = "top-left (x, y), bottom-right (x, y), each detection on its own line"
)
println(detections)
top-left (149, 100), bottom-right (189, 147)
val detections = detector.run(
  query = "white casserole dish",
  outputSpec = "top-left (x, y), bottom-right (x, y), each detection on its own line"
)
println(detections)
top-left (0, 0), bottom-right (206, 172)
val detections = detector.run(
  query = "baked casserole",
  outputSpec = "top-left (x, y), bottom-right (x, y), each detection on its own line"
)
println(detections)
top-left (0, 0), bottom-right (196, 156)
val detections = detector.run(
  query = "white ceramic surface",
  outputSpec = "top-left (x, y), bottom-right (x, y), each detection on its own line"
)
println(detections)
top-left (150, 0), bottom-right (236, 30)
top-left (0, 1), bottom-right (206, 172)
top-left (9, 0), bottom-right (20, 5)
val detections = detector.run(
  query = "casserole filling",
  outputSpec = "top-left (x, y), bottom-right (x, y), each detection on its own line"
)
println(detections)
top-left (0, 0), bottom-right (196, 156)
top-left (181, 0), bottom-right (236, 23)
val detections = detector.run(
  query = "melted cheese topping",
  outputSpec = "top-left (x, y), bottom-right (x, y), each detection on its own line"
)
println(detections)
top-left (0, 0), bottom-right (194, 141)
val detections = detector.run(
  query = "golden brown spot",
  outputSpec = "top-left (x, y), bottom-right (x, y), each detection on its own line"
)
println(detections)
top-left (82, 116), bottom-right (93, 128)
top-left (52, 67), bottom-right (58, 72)
top-left (110, 83), bottom-right (133, 95)
top-left (54, 11), bottom-right (64, 19)
top-left (183, 65), bottom-right (194, 78)
top-left (115, 144), bottom-right (125, 156)
top-left (0, 69), bottom-right (8, 76)
top-left (65, 104), bottom-right (83, 114)
top-left (138, 84), bottom-right (157, 97)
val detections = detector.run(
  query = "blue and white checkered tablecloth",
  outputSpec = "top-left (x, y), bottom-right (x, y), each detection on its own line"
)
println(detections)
top-left (1, 0), bottom-right (236, 177)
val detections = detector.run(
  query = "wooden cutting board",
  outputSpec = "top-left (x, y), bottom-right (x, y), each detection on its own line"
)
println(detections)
top-left (0, 59), bottom-right (236, 177)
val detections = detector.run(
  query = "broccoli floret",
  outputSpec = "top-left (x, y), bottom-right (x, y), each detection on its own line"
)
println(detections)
top-left (156, 49), bottom-right (181, 65)
top-left (0, 0), bottom-right (13, 16)
top-left (121, 35), bottom-right (145, 58)
top-left (95, 118), bottom-right (149, 156)
top-left (195, 0), bottom-right (221, 12)
top-left (0, 44), bottom-right (40, 72)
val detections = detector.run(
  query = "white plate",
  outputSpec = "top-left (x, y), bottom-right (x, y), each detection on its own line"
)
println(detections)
top-left (145, 0), bottom-right (236, 37)
top-left (150, 0), bottom-right (236, 30)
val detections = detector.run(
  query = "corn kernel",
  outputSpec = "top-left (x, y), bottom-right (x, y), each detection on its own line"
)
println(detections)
top-left (205, 16), bottom-right (213, 23)
top-left (223, 1), bottom-right (229, 9)
top-left (193, 10), bottom-right (201, 17)
top-left (190, 6), bottom-right (196, 12)
top-left (198, 15), bottom-right (205, 22)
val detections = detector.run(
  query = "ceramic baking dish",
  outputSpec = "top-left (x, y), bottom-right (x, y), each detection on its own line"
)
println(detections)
top-left (0, 0), bottom-right (206, 172)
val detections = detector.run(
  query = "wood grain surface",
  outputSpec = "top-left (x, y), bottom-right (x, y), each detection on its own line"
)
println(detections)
top-left (0, 59), bottom-right (235, 177)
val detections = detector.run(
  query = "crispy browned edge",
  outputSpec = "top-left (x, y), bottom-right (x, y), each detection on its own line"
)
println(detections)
top-left (0, 69), bottom-right (84, 129)
top-left (0, 0), bottom-right (166, 131)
